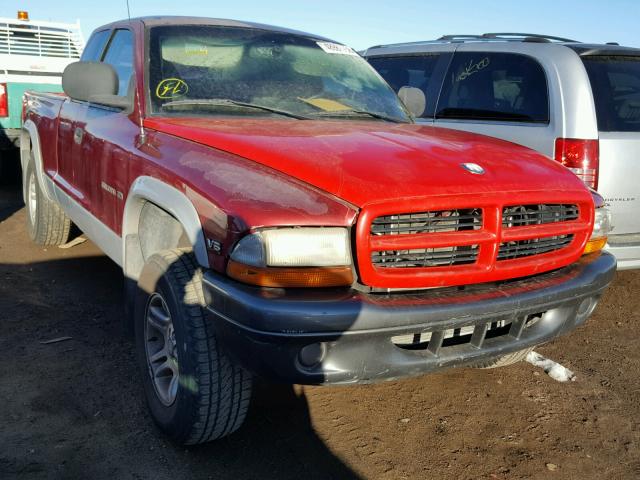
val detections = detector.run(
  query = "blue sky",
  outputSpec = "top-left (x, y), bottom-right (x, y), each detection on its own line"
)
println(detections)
top-left (3, 0), bottom-right (639, 49)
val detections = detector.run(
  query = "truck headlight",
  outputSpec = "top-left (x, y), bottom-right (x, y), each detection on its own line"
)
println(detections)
top-left (584, 192), bottom-right (613, 255)
top-left (227, 227), bottom-right (353, 287)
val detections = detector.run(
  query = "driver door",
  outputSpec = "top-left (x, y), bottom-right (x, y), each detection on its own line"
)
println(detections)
top-left (75, 28), bottom-right (137, 233)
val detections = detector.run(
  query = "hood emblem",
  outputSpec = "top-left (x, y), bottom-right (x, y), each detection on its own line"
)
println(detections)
top-left (460, 163), bottom-right (485, 175)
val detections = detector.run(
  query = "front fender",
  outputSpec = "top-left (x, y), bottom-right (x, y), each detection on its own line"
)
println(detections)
top-left (122, 176), bottom-right (208, 279)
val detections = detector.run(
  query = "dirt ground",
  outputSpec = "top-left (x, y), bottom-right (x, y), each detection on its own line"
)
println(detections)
top-left (1, 155), bottom-right (639, 480)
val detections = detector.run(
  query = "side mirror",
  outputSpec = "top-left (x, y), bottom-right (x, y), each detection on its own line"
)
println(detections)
top-left (62, 62), bottom-right (130, 109)
top-left (398, 86), bottom-right (426, 118)
top-left (63, 61), bottom-right (118, 101)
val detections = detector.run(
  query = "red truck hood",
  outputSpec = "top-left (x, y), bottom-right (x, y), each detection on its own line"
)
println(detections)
top-left (144, 117), bottom-right (587, 207)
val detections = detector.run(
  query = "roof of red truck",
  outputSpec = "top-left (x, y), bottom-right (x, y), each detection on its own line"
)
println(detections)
top-left (98, 16), bottom-right (331, 42)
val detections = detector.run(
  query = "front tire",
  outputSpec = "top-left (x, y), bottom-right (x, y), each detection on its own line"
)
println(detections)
top-left (134, 249), bottom-right (252, 445)
top-left (24, 155), bottom-right (71, 245)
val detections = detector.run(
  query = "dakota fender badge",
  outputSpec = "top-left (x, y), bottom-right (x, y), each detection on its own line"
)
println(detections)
top-left (460, 163), bottom-right (485, 175)
top-left (101, 181), bottom-right (124, 200)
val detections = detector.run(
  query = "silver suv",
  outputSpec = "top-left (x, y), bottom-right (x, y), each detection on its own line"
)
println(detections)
top-left (363, 33), bottom-right (640, 269)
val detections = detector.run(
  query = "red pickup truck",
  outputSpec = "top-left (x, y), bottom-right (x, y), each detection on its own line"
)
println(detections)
top-left (20, 16), bottom-right (615, 445)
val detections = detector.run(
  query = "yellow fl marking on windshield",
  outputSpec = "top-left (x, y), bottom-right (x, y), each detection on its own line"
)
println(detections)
top-left (156, 78), bottom-right (189, 99)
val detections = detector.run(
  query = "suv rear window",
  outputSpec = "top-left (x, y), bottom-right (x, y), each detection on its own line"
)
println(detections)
top-left (436, 52), bottom-right (549, 123)
top-left (582, 56), bottom-right (640, 132)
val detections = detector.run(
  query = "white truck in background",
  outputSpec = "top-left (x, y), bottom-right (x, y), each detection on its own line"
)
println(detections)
top-left (0, 11), bottom-right (83, 175)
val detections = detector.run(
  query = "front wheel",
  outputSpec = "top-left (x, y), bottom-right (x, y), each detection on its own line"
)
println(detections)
top-left (134, 249), bottom-right (252, 445)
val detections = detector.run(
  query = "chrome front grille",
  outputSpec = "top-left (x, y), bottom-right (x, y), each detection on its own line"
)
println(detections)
top-left (498, 235), bottom-right (574, 261)
top-left (371, 209), bottom-right (482, 235)
top-left (372, 245), bottom-right (479, 268)
top-left (503, 204), bottom-right (579, 227)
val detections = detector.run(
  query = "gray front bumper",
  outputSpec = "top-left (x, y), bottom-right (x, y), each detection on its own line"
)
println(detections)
top-left (203, 252), bottom-right (616, 385)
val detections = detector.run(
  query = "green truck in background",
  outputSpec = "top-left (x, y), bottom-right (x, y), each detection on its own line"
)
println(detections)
top-left (0, 11), bottom-right (83, 170)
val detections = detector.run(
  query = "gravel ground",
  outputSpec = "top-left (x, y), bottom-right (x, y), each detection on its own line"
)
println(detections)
top-left (1, 157), bottom-right (639, 479)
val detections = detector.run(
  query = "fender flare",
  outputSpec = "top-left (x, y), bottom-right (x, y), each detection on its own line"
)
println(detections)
top-left (122, 176), bottom-right (209, 279)
top-left (21, 120), bottom-right (56, 202)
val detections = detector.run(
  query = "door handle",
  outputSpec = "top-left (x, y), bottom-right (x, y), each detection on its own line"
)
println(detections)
top-left (73, 127), bottom-right (84, 145)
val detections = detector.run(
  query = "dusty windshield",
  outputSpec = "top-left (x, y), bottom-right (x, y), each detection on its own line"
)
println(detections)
top-left (148, 25), bottom-right (411, 122)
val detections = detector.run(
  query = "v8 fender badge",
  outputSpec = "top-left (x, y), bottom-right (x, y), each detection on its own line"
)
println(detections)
top-left (460, 163), bottom-right (485, 175)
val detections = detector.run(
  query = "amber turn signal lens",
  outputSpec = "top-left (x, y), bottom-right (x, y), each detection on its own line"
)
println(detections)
top-left (584, 237), bottom-right (607, 255)
top-left (227, 260), bottom-right (353, 288)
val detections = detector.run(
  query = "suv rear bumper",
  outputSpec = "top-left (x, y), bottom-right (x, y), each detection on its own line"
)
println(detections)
top-left (202, 252), bottom-right (616, 385)
top-left (606, 240), bottom-right (640, 270)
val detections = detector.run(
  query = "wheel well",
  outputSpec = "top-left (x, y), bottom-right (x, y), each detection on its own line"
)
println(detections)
top-left (124, 200), bottom-right (191, 281)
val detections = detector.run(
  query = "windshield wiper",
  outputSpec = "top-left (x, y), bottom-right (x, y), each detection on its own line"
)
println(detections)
top-left (310, 109), bottom-right (406, 123)
top-left (161, 98), bottom-right (311, 120)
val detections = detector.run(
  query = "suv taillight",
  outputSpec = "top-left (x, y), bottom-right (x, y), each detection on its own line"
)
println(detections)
top-left (0, 83), bottom-right (8, 117)
top-left (554, 138), bottom-right (599, 189)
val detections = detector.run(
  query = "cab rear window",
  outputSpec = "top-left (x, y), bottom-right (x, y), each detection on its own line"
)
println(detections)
top-left (436, 52), bottom-right (549, 123)
top-left (582, 55), bottom-right (640, 132)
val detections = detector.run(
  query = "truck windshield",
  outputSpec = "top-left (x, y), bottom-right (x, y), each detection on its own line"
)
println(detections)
top-left (148, 25), bottom-right (411, 122)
